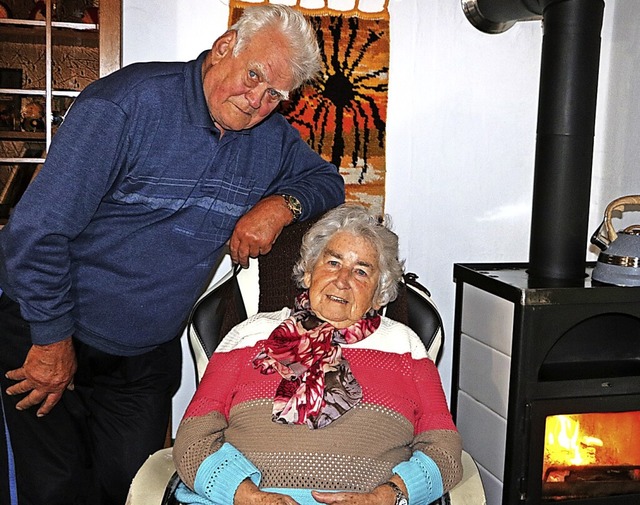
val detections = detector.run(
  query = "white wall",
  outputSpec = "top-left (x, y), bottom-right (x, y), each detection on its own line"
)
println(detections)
top-left (123, 0), bottom-right (227, 65)
top-left (385, 0), bottom-right (541, 401)
top-left (122, 0), bottom-right (640, 422)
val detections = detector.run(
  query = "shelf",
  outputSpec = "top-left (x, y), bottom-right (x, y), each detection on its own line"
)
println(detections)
top-left (0, 22), bottom-right (98, 47)
top-left (0, 131), bottom-right (46, 141)
top-left (0, 158), bottom-right (46, 164)
top-left (0, 89), bottom-right (46, 96)
top-left (0, 18), bottom-right (97, 30)
top-left (0, 89), bottom-right (80, 98)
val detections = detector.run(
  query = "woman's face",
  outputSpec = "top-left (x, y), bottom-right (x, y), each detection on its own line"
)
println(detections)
top-left (304, 231), bottom-right (381, 329)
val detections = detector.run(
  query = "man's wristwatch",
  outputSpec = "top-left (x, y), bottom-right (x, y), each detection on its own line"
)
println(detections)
top-left (280, 194), bottom-right (302, 223)
top-left (382, 481), bottom-right (408, 505)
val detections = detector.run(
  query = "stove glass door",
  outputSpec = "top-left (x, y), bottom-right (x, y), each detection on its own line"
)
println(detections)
top-left (527, 396), bottom-right (640, 504)
top-left (542, 411), bottom-right (640, 500)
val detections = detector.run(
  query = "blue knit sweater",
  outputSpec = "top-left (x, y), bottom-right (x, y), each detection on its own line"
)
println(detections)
top-left (0, 51), bottom-right (344, 355)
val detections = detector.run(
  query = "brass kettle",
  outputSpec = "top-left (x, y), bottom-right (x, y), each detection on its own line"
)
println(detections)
top-left (590, 195), bottom-right (640, 286)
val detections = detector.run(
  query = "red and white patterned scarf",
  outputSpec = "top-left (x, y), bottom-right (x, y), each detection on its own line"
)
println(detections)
top-left (253, 291), bottom-right (381, 429)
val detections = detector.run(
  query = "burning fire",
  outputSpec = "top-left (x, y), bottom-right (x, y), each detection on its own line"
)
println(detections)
top-left (544, 415), bottom-right (603, 472)
top-left (542, 411), bottom-right (640, 496)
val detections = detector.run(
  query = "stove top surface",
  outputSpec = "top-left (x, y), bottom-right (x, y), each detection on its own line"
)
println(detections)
top-left (453, 262), bottom-right (640, 305)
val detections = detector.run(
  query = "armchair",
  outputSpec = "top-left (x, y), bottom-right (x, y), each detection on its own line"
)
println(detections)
top-left (127, 220), bottom-right (486, 505)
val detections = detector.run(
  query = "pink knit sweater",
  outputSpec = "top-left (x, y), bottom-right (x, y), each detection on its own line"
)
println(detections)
top-left (174, 309), bottom-right (462, 500)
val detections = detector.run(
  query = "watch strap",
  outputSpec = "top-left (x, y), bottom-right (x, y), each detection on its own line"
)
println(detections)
top-left (382, 481), bottom-right (408, 505)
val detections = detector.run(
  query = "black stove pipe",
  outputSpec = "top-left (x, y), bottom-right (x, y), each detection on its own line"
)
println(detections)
top-left (462, 0), bottom-right (605, 282)
top-left (529, 0), bottom-right (604, 281)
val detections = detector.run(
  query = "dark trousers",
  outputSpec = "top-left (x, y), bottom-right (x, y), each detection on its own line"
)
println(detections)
top-left (0, 294), bottom-right (182, 505)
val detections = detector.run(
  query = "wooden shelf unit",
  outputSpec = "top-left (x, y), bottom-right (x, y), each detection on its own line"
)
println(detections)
top-left (0, 0), bottom-right (121, 217)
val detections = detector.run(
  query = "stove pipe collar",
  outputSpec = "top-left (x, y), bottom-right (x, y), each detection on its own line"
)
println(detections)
top-left (461, 0), bottom-right (543, 33)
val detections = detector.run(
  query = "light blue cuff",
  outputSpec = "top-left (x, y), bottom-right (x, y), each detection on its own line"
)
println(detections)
top-left (393, 451), bottom-right (444, 505)
top-left (177, 442), bottom-right (261, 505)
top-left (175, 483), bottom-right (214, 505)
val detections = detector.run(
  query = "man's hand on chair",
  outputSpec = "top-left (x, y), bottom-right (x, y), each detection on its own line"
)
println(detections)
top-left (5, 337), bottom-right (77, 417)
top-left (229, 195), bottom-right (297, 268)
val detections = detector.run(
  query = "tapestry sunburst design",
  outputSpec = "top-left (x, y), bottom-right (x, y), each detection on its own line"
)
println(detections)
top-left (229, 0), bottom-right (389, 214)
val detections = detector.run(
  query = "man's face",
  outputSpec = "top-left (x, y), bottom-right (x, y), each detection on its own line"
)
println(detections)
top-left (202, 28), bottom-right (295, 133)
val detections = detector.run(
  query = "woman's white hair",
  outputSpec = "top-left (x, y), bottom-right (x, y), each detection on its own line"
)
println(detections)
top-left (293, 204), bottom-right (405, 308)
top-left (230, 4), bottom-right (322, 90)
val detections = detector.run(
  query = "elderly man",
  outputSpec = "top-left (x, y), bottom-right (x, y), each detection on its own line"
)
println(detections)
top-left (0, 5), bottom-right (344, 505)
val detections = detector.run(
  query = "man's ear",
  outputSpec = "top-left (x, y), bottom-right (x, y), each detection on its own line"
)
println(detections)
top-left (210, 30), bottom-right (237, 62)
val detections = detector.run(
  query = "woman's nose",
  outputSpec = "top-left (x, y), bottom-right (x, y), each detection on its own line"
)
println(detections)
top-left (334, 269), bottom-right (351, 288)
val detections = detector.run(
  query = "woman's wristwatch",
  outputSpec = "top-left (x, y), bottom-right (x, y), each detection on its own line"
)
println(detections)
top-left (382, 481), bottom-right (408, 505)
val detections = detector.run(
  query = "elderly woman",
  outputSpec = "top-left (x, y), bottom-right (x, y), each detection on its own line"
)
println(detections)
top-left (173, 204), bottom-right (462, 505)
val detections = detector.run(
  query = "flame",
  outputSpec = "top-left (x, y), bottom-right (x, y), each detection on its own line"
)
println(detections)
top-left (543, 411), bottom-right (640, 488)
top-left (544, 415), bottom-right (603, 468)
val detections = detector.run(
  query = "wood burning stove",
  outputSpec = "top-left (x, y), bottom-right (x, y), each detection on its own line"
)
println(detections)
top-left (451, 263), bottom-right (640, 505)
top-left (454, 1), bottom-right (639, 502)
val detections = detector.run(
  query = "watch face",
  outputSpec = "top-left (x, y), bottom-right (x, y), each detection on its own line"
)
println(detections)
top-left (281, 194), bottom-right (302, 221)
top-left (398, 497), bottom-right (408, 505)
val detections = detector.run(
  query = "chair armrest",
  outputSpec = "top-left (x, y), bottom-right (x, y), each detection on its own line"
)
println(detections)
top-left (447, 450), bottom-right (487, 505)
top-left (126, 448), bottom-right (176, 505)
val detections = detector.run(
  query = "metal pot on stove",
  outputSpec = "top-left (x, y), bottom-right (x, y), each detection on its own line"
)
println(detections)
top-left (590, 195), bottom-right (640, 286)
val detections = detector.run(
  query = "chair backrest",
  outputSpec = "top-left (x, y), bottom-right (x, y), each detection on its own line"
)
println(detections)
top-left (187, 221), bottom-right (444, 381)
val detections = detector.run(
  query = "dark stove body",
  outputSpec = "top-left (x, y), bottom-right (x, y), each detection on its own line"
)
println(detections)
top-left (452, 263), bottom-right (640, 505)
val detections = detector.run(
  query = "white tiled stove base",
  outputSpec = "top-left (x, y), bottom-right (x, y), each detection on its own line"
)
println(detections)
top-left (457, 284), bottom-right (515, 505)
